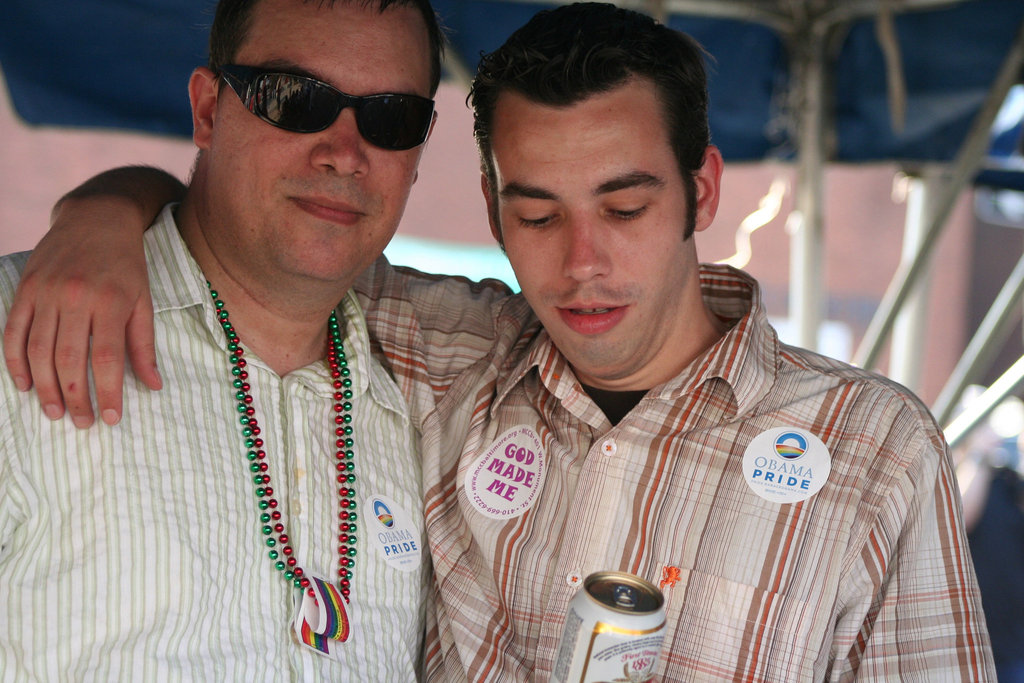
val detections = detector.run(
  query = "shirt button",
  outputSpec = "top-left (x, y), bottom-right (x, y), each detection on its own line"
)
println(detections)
top-left (601, 439), bottom-right (617, 457)
top-left (566, 571), bottom-right (583, 587)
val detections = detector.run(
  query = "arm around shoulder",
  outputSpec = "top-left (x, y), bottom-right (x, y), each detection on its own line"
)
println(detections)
top-left (3, 165), bottom-right (184, 429)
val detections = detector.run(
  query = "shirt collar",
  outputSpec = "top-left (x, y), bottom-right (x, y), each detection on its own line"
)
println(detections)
top-left (494, 263), bottom-right (778, 420)
top-left (143, 204), bottom-right (377, 403)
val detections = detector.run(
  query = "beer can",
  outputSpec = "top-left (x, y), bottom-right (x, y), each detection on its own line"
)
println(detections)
top-left (552, 571), bottom-right (666, 683)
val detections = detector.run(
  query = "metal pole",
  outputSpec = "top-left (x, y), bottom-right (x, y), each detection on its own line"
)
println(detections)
top-left (788, 27), bottom-right (828, 350)
top-left (945, 353), bottom-right (1024, 450)
top-left (933, 251), bottom-right (1024, 426)
top-left (889, 171), bottom-right (941, 391)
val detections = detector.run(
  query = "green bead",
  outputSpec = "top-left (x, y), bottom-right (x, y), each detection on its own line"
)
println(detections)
top-left (275, 561), bottom-right (286, 571)
top-left (232, 367), bottom-right (242, 376)
top-left (249, 463), bottom-right (260, 473)
top-left (347, 547), bottom-right (357, 557)
top-left (293, 578), bottom-right (303, 588)
top-left (233, 379), bottom-right (243, 388)
top-left (254, 474), bottom-right (265, 484)
top-left (349, 513), bottom-right (358, 522)
top-left (259, 500), bottom-right (269, 510)
top-left (256, 487), bottom-right (265, 497)
top-left (262, 525), bottom-right (273, 535)
top-left (266, 538), bottom-right (276, 548)
top-left (208, 288), bottom-right (217, 297)
top-left (261, 513), bottom-right (271, 523)
top-left (345, 462), bottom-right (355, 472)
top-left (342, 402), bottom-right (352, 412)
top-left (246, 451), bottom-right (258, 461)
top-left (284, 570), bottom-right (294, 580)
top-left (348, 500), bottom-right (357, 510)
top-left (237, 404), bottom-right (248, 414)
top-left (228, 342), bottom-right (238, 351)
top-left (268, 549), bottom-right (278, 560)
top-left (343, 390), bottom-right (353, 400)
top-left (245, 439), bottom-right (256, 448)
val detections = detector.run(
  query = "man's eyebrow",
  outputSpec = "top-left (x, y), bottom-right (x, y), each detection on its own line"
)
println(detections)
top-left (596, 172), bottom-right (664, 195)
top-left (499, 182), bottom-right (558, 201)
top-left (499, 172), bottom-right (663, 202)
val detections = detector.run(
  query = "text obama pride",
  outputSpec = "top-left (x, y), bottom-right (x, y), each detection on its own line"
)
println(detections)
top-left (751, 456), bottom-right (815, 490)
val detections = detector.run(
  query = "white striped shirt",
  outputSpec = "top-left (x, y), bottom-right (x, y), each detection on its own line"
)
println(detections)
top-left (0, 207), bottom-right (427, 682)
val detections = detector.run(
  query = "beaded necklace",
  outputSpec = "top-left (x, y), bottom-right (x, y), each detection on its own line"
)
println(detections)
top-left (208, 283), bottom-right (357, 601)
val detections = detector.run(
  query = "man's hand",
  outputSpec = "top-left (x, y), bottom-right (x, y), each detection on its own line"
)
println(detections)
top-left (3, 166), bottom-right (183, 428)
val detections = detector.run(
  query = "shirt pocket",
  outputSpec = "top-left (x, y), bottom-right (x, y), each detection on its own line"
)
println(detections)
top-left (658, 567), bottom-right (820, 680)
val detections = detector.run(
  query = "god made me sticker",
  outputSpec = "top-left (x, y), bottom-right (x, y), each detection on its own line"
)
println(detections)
top-left (742, 427), bottom-right (831, 504)
top-left (464, 425), bottom-right (545, 519)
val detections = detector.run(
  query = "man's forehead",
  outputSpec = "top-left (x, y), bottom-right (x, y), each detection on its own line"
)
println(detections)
top-left (237, 0), bottom-right (432, 95)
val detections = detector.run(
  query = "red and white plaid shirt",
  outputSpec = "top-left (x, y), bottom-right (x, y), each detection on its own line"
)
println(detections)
top-left (355, 258), bottom-right (994, 682)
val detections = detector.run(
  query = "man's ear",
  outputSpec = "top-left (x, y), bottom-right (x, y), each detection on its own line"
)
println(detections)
top-left (189, 67), bottom-right (220, 150)
top-left (481, 173), bottom-right (503, 246)
top-left (693, 145), bottom-right (724, 234)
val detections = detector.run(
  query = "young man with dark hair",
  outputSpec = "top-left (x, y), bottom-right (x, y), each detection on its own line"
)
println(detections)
top-left (3, 3), bottom-right (994, 680)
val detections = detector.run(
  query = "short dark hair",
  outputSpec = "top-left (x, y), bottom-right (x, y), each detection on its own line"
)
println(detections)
top-left (470, 2), bottom-right (710, 237)
top-left (208, 0), bottom-right (445, 96)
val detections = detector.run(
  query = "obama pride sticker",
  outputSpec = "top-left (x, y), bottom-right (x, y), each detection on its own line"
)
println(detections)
top-left (742, 427), bottom-right (831, 504)
top-left (464, 426), bottom-right (546, 519)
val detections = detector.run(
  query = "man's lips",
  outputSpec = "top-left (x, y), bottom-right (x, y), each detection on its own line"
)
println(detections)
top-left (556, 304), bottom-right (628, 334)
top-left (291, 196), bottom-right (364, 225)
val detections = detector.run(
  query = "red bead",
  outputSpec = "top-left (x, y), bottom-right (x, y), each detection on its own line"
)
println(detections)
top-left (282, 545), bottom-right (293, 556)
top-left (268, 499), bottom-right (278, 508)
top-left (274, 523), bottom-right (284, 532)
top-left (271, 511), bottom-right (281, 520)
top-left (287, 557), bottom-right (297, 566)
top-left (279, 534), bottom-right (289, 544)
top-left (300, 578), bottom-right (311, 588)
top-left (294, 567), bottom-right (304, 577)
top-left (264, 487), bottom-right (274, 497)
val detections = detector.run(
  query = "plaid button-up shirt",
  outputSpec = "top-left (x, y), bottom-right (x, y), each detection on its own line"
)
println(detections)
top-left (355, 258), bottom-right (993, 682)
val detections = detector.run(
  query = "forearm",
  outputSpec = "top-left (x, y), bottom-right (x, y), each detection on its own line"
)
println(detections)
top-left (50, 165), bottom-right (186, 231)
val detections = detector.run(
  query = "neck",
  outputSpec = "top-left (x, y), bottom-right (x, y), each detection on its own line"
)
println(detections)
top-left (175, 203), bottom-right (349, 376)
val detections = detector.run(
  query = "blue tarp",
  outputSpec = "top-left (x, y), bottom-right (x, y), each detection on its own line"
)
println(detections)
top-left (1, 0), bottom-right (1022, 166)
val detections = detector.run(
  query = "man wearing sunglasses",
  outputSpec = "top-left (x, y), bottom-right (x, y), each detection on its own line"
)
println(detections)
top-left (0, 0), bottom-right (443, 679)
top-left (3, 2), bottom-right (994, 682)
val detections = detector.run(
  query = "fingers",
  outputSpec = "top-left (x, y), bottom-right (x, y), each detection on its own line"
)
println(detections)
top-left (24, 293), bottom-right (68, 422)
top-left (125, 290), bottom-right (162, 393)
top-left (3, 288), bottom-right (37, 394)
top-left (49, 278), bottom-right (100, 428)
top-left (87, 304), bottom-right (129, 428)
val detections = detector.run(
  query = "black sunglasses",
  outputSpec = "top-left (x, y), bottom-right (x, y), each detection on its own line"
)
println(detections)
top-left (219, 64), bottom-right (434, 151)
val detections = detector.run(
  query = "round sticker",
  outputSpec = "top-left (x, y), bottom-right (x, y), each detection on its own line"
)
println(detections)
top-left (365, 493), bottom-right (421, 571)
top-left (742, 427), bottom-right (831, 504)
top-left (464, 425), bottom-right (546, 519)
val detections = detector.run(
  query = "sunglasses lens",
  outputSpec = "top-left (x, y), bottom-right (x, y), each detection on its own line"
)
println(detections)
top-left (358, 96), bottom-right (434, 150)
top-left (254, 74), bottom-right (339, 133)
top-left (232, 68), bottom-right (433, 150)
